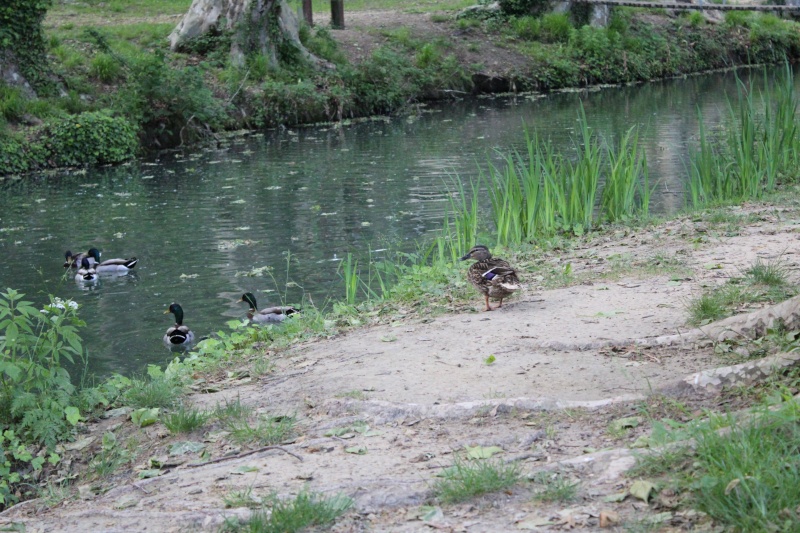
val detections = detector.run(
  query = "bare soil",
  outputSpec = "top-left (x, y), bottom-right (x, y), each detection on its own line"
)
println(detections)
top-left (3, 201), bottom-right (800, 532)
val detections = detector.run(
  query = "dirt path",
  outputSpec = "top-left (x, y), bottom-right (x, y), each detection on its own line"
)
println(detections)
top-left (3, 204), bottom-right (799, 532)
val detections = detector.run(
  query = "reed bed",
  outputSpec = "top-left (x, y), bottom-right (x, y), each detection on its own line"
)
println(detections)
top-left (688, 65), bottom-right (800, 207)
top-left (488, 105), bottom-right (650, 245)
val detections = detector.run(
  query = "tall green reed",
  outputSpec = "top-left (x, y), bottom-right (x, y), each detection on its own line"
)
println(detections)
top-left (488, 105), bottom-right (652, 244)
top-left (600, 125), bottom-right (650, 222)
top-left (688, 65), bottom-right (800, 208)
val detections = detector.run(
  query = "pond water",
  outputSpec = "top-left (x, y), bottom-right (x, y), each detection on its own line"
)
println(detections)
top-left (0, 66), bottom-right (794, 379)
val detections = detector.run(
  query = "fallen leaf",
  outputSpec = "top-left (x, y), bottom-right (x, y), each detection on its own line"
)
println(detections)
top-left (231, 465), bottom-right (259, 474)
top-left (465, 445), bottom-right (504, 459)
top-left (603, 492), bottom-right (628, 503)
top-left (345, 446), bottom-right (367, 455)
top-left (630, 479), bottom-right (656, 502)
top-left (169, 441), bottom-right (205, 456)
top-left (599, 510), bottom-right (619, 527)
top-left (609, 416), bottom-right (643, 433)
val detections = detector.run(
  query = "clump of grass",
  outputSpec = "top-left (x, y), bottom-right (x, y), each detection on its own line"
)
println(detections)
top-left (688, 257), bottom-right (797, 326)
top-left (336, 389), bottom-right (366, 400)
top-left (222, 491), bottom-right (353, 532)
top-left (530, 471), bottom-right (580, 502)
top-left (431, 457), bottom-right (521, 504)
top-left (89, 52), bottom-right (124, 83)
top-left (743, 258), bottom-right (790, 288)
top-left (224, 487), bottom-right (262, 509)
top-left (163, 404), bottom-right (208, 434)
top-left (693, 414), bottom-right (800, 529)
top-left (213, 396), bottom-right (251, 422)
top-left (687, 291), bottom-right (727, 326)
top-left (124, 375), bottom-right (182, 409)
top-left (225, 414), bottom-right (296, 446)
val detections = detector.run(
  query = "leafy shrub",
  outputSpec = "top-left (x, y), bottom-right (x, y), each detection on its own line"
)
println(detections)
top-left (512, 16), bottom-right (541, 40)
top-left (0, 429), bottom-right (59, 508)
top-left (540, 13), bottom-right (572, 44)
top-left (0, 132), bottom-right (31, 174)
top-left (499, 0), bottom-right (555, 17)
top-left (0, 290), bottom-right (87, 448)
top-left (0, 84), bottom-right (26, 123)
top-left (301, 26), bottom-right (347, 65)
top-left (119, 52), bottom-right (228, 148)
top-left (725, 11), bottom-right (752, 28)
top-left (38, 111), bottom-right (137, 167)
top-left (416, 43), bottom-right (443, 69)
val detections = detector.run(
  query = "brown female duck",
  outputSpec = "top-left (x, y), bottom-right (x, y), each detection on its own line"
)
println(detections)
top-left (460, 245), bottom-right (520, 311)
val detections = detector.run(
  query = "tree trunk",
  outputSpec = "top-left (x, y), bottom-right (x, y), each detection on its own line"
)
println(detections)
top-left (169, 0), bottom-right (332, 70)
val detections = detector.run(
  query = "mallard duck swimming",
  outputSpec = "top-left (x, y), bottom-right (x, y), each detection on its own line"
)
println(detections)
top-left (460, 245), bottom-right (521, 311)
top-left (87, 248), bottom-right (138, 272)
top-left (239, 292), bottom-right (300, 324)
top-left (163, 303), bottom-right (195, 346)
top-left (64, 249), bottom-right (94, 268)
top-left (74, 257), bottom-right (98, 283)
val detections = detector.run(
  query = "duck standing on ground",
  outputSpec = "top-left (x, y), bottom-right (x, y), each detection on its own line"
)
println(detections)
top-left (163, 303), bottom-right (195, 346)
top-left (239, 292), bottom-right (300, 324)
top-left (86, 248), bottom-right (138, 272)
top-left (460, 245), bottom-right (521, 311)
top-left (74, 257), bottom-right (98, 283)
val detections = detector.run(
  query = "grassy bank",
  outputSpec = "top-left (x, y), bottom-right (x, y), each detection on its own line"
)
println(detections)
top-left (2, 1), bottom-right (800, 174)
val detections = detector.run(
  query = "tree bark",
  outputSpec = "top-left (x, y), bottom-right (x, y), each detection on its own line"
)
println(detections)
top-left (169, 0), bottom-right (332, 70)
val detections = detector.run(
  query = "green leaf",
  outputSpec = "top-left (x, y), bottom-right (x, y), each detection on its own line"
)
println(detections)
top-left (231, 465), bottom-right (259, 474)
top-left (603, 491), bottom-right (628, 503)
top-left (629, 479), bottom-right (656, 502)
top-left (64, 406), bottom-right (81, 426)
top-left (345, 446), bottom-right (367, 455)
top-left (169, 441), bottom-right (205, 456)
top-left (609, 416), bottom-right (643, 433)
top-left (131, 408), bottom-right (159, 428)
top-left (465, 445), bottom-right (504, 459)
top-left (484, 355), bottom-right (496, 365)
top-left (138, 469), bottom-right (162, 479)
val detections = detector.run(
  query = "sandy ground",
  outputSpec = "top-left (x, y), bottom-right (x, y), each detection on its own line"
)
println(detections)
top-left (2, 203), bottom-right (800, 532)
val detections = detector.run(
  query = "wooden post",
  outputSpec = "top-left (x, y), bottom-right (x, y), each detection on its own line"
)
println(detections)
top-left (302, 0), bottom-right (313, 26)
top-left (331, 0), bottom-right (345, 29)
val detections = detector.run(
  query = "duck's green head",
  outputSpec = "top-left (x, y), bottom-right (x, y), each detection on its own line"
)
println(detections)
top-left (88, 248), bottom-right (102, 262)
top-left (165, 303), bottom-right (185, 324)
top-left (64, 250), bottom-right (75, 263)
top-left (80, 257), bottom-right (92, 270)
top-left (240, 292), bottom-right (258, 310)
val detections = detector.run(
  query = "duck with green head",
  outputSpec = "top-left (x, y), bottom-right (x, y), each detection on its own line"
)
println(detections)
top-left (163, 303), bottom-right (195, 346)
top-left (239, 292), bottom-right (300, 324)
top-left (86, 248), bottom-right (138, 272)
